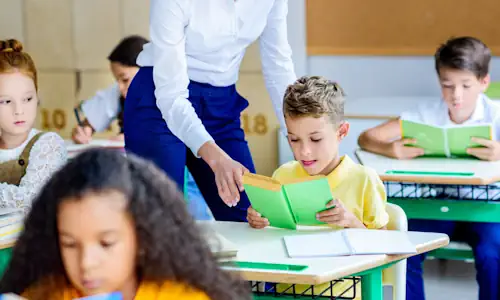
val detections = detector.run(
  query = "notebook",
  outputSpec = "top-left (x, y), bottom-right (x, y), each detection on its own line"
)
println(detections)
top-left (243, 173), bottom-right (334, 230)
top-left (199, 225), bottom-right (239, 259)
top-left (283, 229), bottom-right (417, 258)
top-left (400, 119), bottom-right (492, 157)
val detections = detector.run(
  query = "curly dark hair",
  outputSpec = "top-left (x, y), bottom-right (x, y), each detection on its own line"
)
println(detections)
top-left (0, 149), bottom-right (251, 299)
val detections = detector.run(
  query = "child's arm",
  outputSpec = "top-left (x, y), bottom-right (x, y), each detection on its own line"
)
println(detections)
top-left (358, 119), bottom-right (424, 159)
top-left (0, 133), bottom-right (67, 214)
top-left (247, 206), bottom-right (269, 229)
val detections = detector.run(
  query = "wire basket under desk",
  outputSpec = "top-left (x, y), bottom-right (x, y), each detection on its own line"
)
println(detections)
top-left (384, 181), bottom-right (500, 202)
top-left (250, 277), bottom-right (360, 299)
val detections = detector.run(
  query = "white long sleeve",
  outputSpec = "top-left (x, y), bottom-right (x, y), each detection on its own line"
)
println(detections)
top-left (80, 83), bottom-right (121, 132)
top-left (137, 0), bottom-right (296, 156)
top-left (0, 132), bottom-right (67, 214)
top-left (149, 0), bottom-right (213, 157)
top-left (259, 0), bottom-right (297, 132)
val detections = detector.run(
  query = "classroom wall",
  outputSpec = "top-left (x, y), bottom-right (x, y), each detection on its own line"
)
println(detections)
top-left (0, 0), bottom-right (285, 176)
top-left (308, 56), bottom-right (500, 100)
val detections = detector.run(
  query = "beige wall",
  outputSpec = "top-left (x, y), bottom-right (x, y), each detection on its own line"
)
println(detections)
top-left (1, 0), bottom-right (278, 175)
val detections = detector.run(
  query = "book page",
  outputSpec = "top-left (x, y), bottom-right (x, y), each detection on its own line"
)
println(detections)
top-left (284, 177), bottom-right (333, 226)
top-left (447, 124), bottom-right (492, 157)
top-left (343, 229), bottom-right (416, 255)
top-left (283, 232), bottom-right (351, 258)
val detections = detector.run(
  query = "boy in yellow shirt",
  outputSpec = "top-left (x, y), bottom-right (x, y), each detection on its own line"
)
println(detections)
top-left (247, 75), bottom-right (388, 230)
top-left (247, 76), bottom-right (389, 298)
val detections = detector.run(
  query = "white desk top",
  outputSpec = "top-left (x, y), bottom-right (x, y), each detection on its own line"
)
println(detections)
top-left (65, 140), bottom-right (124, 158)
top-left (356, 149), bottom-right (500, 185)
top-left (204, 221), bottom-right (448, 285)
top-left (345, 96), bottom-right (435, 119)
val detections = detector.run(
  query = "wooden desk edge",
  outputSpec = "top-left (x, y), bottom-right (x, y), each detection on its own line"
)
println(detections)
top-left (229, 235), bottom-right (450, 285)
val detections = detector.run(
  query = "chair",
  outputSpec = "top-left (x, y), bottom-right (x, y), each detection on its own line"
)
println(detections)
top-left (383, 203), bottom-right (408, 300)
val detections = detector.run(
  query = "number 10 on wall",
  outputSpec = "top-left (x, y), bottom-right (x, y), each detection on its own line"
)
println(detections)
top-left (40, 108), bottom-right (67, 130)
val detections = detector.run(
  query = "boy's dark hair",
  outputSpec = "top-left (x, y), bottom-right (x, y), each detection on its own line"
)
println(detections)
top-left (283, 75), bottom-right (346, 125)
top-left (435, 36), bottom-right (491, 79)
top-left (107, 35), bottom-right (149, 67)
top-left (0, 149), bottom-right (250, 299)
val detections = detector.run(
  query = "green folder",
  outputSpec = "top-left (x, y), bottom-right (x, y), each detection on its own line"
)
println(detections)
top-left (243, 173), bottom-right (334, 230)
top-left (400, 119), bottom-right (492, 157)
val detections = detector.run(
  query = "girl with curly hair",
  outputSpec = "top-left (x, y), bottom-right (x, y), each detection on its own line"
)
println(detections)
top-left (0, 149), bottom-right (250, 300)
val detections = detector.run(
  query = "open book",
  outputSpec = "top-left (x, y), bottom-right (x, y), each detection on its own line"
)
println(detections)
top-left (283, 229), bottom-right (417, 258)
top-left (243, 173), bottom-right (334, 230)
top-left (0, 294), bottom-right (27, 300)
top-left (401, 119), bottom-right (492, 157)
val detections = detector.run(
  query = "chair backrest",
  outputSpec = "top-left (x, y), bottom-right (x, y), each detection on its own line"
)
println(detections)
top-left (386, 202), bottom-right (408, 231)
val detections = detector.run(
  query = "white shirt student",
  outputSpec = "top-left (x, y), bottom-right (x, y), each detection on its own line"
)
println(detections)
top-left (80, 83), bottom-right (122, 134)
top-left (124, 0), bottom-right (297, 221)
top-left (401, 93), bottom-right (500, 199)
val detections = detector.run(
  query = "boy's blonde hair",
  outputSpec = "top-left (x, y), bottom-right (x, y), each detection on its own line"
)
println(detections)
top-left (283, 75), bottom-right (345, 125)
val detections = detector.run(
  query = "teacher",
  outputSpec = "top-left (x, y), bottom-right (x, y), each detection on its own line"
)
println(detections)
top-left (123, 0), bottom-right (296, 222)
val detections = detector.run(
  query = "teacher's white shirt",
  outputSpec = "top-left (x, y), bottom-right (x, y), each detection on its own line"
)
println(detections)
top-left (137, 0), bottom-right (296, 156)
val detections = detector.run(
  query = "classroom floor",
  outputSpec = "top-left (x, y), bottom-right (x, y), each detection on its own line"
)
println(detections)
top-left (422, 259), bottom-right (477, 300)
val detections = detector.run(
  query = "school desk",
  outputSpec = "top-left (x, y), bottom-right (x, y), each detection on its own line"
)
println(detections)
top-left (355, 149), bottom-right (500, 260)
top-left (64, 139), bottom-right (125, 159)
top-left (205, 221), bottom-right (448, 300)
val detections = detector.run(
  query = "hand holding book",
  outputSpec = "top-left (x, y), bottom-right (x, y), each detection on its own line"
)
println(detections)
top-left (387, 138), bottom-right (425, 160)
top-left (467, 137), bottom-right (500, 161)
top-left (315, 199), bottom-right (365, 228)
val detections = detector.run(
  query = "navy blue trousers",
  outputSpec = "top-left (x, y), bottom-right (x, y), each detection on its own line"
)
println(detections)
top-left (123, 67), bottom-right (255, 222)
top-left (407, 219), bottom-right (500, 300)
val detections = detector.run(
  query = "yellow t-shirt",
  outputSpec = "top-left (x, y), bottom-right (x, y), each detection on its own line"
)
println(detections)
top-left (22, 280), bottom-right (210, 300)
top-left (273, 155), bottom-right (389, 229)
top-left (273, 155), bottom-right (389, 299)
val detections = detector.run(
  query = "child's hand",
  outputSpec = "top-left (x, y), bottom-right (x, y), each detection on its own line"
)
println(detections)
top-left (387, 138), bottom-right (425, 159)
top-left (316, 199), bottom-right (365, 228)
top-left (247, 206), bottom-right (269, 229)
top-left (72, 125), bottom-right (93, 144)
top-left (467, 138), bottom-right (500, 161)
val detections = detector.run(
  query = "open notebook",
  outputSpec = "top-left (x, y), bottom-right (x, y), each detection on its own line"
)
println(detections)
top-left (284, 229), bottom-right (417, 258)
top-left (74, 293), bottom-right (122, 299)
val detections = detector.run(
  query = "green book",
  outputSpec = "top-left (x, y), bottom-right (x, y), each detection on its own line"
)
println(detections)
top-left (243, 173), bottom-right (334, 230)
top-left (400, 119), bottom-right (493, 157)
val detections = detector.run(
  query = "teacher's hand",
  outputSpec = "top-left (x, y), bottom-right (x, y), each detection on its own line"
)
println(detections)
top-left (199, 142), bottom-right (249, 207)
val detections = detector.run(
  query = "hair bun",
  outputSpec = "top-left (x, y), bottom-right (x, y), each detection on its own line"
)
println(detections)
top-left (0, 39), bottom-right (23, 53)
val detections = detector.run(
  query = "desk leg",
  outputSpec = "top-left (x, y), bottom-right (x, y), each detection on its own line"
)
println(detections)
top-left (361, 269), bottom-right (383, 300)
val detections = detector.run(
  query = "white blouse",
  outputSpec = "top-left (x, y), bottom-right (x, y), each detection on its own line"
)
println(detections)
top-left (80, 83), bottom-right (121, 132)
top-left (137, 0), bottom-right (296, 156)
top-left (0, 129), bottom-right (67, 213)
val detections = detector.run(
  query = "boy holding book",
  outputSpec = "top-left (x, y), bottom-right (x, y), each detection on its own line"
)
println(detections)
top-left (358, 37), bottom-right (500, 300)
top-left (247, 75), bottom-right (389, 230)
top-left (246, 76), bottom-right (389, 298)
